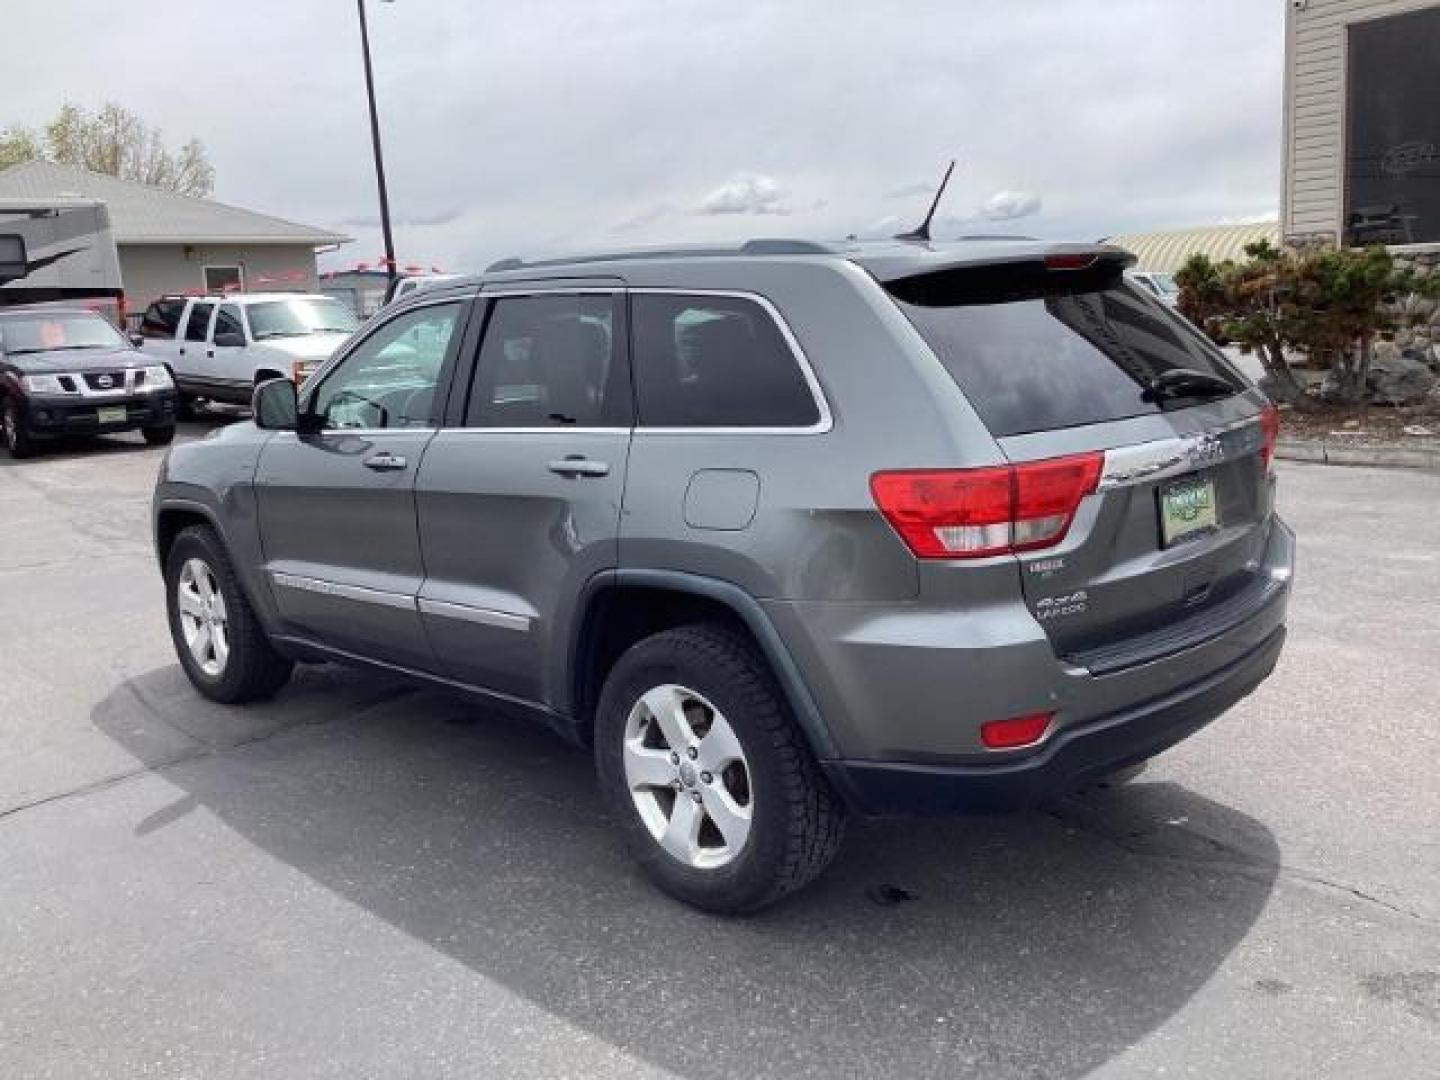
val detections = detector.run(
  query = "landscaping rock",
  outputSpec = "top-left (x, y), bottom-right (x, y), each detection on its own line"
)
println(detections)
top-left (1368, 350), bottom-right (1437, 406)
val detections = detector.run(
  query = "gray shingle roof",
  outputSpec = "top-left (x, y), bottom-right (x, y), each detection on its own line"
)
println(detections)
top-left (0, 160), bottom-right (350, 247)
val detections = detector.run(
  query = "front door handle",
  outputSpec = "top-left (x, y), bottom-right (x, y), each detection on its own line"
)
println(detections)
top-left (364, 451), bottom-right (408, 472)
top-left (547, 457), bottom-right (610, 478)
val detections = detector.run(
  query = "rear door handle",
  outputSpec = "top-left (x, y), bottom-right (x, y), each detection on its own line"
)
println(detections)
top-left (547, 457), bottom-right (610, 478)
top-left (364, 452), bottom-right (408, 471)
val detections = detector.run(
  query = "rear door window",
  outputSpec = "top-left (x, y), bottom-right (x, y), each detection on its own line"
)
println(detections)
top-left (464, 294), bottom-right (627, 427)
top-left (889, 263), bottom-right (1243, 437)
top-left (630, 293), bottom-right (820, 428)
top-left (184, 302), bottom-right (214, 343)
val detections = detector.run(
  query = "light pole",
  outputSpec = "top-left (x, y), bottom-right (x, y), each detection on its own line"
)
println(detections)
top-left (356, 0), bottom-right (397, 290)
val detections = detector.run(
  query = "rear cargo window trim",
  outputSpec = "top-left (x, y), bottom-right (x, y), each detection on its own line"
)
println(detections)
top-left (1097, 415), bottom-right (1265, 490)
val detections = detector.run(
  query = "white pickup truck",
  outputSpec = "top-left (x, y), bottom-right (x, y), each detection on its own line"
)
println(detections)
top-left (138, 293), bottom-right (359, 410)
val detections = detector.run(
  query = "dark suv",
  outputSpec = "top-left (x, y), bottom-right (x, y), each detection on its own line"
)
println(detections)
top-left (152, 239), bottom-right (1293, 912)
top-left (1, 307), bottom-right (176, 457)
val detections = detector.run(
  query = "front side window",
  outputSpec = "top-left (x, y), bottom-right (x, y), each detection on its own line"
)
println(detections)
top-left (184, 303), bottom-right (214, 342)
top-left (464, 294), bottom-right (625, 427)
top-left (630, 294), bottom-right (820, 428)
top-left (309, 303), bottom-right (461, 430)
top-left (247, 298), bottom-right (359, 341)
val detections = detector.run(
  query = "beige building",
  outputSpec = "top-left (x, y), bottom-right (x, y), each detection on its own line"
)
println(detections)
top-left (1283, 0), bottom-right (1440, 246)
top-left (0, 160), bottom-right (350, 310)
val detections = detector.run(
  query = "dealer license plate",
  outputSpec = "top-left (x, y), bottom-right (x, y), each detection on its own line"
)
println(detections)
top-left (97, 406), bottom-right (128, 425)
top-left (1159, 474), bottom-right (1218, 546)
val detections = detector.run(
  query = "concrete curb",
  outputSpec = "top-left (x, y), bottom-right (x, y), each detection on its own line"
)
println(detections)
top-left (1276, 438), bottom-right (1440, 470)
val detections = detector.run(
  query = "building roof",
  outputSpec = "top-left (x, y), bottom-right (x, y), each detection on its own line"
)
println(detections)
top-left (0, 160), bottom-right (350, 248)
top-left (1104, 221), bottom-right (1280, 274)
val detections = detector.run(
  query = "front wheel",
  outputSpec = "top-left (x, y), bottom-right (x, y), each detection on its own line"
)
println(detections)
top-left (142, 424), bottom-right (176, 446)
top-left (595, 623), bottom-right (846, 913)
top-left (164, 525), bottom-right (293, 703)
top-left (3, 399), bottom-right (36, 458)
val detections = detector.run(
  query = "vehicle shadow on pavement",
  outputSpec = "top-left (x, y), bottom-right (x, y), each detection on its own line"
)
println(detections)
top-left (93, 664), bottom-right (1281, 1080)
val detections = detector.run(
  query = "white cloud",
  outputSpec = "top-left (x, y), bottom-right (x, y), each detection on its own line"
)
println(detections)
top-left (697, 173), bottom-right (791, 216)
top-left (981, 190), bottom-right (1043, 222)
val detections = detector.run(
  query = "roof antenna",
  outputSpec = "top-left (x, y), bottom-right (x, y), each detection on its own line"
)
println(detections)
top-left (894, 159), bottom-right (956, 243)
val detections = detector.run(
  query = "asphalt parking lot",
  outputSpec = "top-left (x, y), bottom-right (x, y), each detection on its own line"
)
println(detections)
top-left (1, 423), bottom-right (1437, 1079)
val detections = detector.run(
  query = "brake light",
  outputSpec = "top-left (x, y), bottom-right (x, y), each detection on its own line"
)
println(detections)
top-left (1044, 253), bottom-right (1098, 271)
top-left (870, 453), bottom-right (1102, 559)
top-left (981, 712), bottom-right (1054, 749)
top-left (1258, 404), bottom-right (1279, 475)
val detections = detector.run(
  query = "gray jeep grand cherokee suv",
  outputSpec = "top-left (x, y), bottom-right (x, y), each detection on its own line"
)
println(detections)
top-left (153, 238), bottom-right (1293, 912)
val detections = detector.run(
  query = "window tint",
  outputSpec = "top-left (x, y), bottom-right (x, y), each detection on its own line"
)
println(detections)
top-left (215, 305), bottom-right (245, 341)
top-left (630, 294), bottom-right (819, 428)
top-left (310, 303), bottom-right (461, 430)
top-left (184, 303), bottom-right (214, 342)
top-left (141, 299), bottom-right (186, 338)
top-left (465, 294), bottom-right (625, 427)
top-left (890, 265), bottom-right (1243, 437)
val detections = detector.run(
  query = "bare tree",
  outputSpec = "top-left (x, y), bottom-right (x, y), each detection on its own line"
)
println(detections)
top-left (1, 102), bottom-right (214, 197)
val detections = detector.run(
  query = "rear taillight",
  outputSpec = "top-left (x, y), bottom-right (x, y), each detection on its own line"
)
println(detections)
top-left (1258, 404), bottom-right (1279, 475)
top-left (981, 711), bottom-right (1054, 749)
top-left (870, 453), bottom-right (1102, 559)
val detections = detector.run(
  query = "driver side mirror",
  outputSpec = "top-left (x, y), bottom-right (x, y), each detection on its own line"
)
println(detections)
top-left (253, 377), bottom-right (298, 430)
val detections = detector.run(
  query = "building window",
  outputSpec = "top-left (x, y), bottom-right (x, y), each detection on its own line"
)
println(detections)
top-left (1344, 8), bottom-right (1440, 246)
top-left (204, 265), bottom-right (244, 293)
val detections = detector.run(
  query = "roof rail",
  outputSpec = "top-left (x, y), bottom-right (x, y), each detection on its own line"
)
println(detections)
top-left (485, 238), bottom-right (836, 274)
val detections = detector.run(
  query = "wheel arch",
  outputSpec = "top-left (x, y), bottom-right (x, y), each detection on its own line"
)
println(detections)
top-left (566, 569), bottom-right (839, 761)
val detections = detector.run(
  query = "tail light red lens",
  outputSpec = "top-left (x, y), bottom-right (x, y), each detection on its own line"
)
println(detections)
top-left (870, 453), bottom-right (1102, 559)
top-left (981, 711), bottom-right (1055, 749)
top-left (1258, 404), bottom-right (1279, 475)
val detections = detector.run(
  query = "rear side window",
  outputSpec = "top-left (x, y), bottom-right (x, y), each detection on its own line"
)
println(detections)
top-left (184, 302), bottom-right (214, 342)
top-left (891, 263), bottom-right (1243, 437)
top-left (631, 293), bottom-right (819, 428)
top-left (141, 299), bottom-right (186, 338)
top-left (465, 294), bottom-right (627, 427)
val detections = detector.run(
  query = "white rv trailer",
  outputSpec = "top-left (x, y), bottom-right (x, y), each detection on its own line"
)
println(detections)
top-left (0, 198), bottom-right (125, 324)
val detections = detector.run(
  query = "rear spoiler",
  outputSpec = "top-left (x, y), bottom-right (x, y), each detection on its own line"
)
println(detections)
top-left (881, 247), bottom-right (1137, 307)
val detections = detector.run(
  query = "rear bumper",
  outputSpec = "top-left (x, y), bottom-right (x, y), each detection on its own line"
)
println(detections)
top-left (23, 391), bottom-right (175, 435)
top-left (823, 625), bottom-right (1285, 815)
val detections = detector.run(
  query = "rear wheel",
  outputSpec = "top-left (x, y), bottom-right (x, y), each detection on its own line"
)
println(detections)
top-left (142, 424), bottom-right (176, 446)
top-left (2, 399), bottom-right (36, 459)
top-left (595, 623), bottom-right (845, 913)
top-left (164, 525), bottom-right (293, 703)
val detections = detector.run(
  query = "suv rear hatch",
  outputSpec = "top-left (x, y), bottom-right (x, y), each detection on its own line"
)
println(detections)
top-left (878, 251), bottom-right (1280, 672)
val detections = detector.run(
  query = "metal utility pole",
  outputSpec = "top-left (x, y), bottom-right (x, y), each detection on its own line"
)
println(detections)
top-left (356, 0), bottom-right (397, 288)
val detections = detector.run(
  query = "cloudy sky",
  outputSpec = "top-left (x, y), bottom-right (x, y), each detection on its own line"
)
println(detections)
top-left (8, 0), bottom-right (1284, 272)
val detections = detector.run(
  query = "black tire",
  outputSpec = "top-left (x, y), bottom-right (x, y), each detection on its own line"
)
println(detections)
top-left (142, 424), bottom-right (176, 446)
top-left (3, 398), bottom-right (36, 459)
top-left (595, 623), bottom-right (845, 913)
top-left (164, 525), bottom-right (293, 703)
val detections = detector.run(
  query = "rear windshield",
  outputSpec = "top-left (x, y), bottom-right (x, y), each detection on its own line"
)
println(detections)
top-left (889, 261), bottom-right (1243, 436)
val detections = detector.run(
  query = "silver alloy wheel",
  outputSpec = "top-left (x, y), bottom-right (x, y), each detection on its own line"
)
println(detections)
top-left (176, 558), bottom-right (230, 678)
top-left (623, 683), bottom-right (753, 869)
